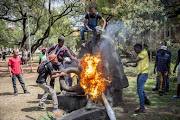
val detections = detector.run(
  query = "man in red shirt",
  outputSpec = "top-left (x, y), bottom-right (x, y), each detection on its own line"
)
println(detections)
top-left (8, 50), bottom-right (30, 96)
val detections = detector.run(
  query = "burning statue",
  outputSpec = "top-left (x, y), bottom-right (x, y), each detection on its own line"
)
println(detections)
top-left (59, 26), bottom-right (128, 108)
top-left (80, 26), bottom-right (129, 107)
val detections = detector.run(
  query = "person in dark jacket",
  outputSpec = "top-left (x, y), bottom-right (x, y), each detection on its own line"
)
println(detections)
top-left (36, 54), bottom-right (67, 112)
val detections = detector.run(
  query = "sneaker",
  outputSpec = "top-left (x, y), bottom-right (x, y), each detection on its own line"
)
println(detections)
top-left (144, 99), bottom-right (151, 105)
top-left (135, 108), bottom-right (146, 113)
top-left (81, 43), bottom-right (86, 47)
top-left (172, 95), bottom-right (180, 99)
top-left (159, 92), bottom-right (163, 96)
top-left (52, 108), bottom-right (62, 112)
top-left (152, 88), bottom-right (158, 91)
top-left (39, 103), bottom-right (46, 109)
top-left (14, 93), bottom-right (18, 96)
top-left (24, 91), bottom-right (30, 94)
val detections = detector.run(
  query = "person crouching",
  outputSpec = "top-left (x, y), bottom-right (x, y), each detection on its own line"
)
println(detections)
top-left (36, 54), bottom-right (67, 112)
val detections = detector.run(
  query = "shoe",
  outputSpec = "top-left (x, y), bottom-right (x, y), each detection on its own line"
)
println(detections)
top-left (81, 43), bottom-right (86, 47)
top-left (24, 91), bottom-right (30, 94)
top-left (144, 99), bottom-right (151, 105)
top-left (159, 92), bottom-right (163, 96)
top-left (135, 108), bottom-right (146, 113)
top-left (14, 93), bottom-right (18, 96)
top-left (152, 88), bottom-right (158, 91)
top-left (52, 108), bottom-right (62, 112)
top-left (39, 103), bottom-right (46, 109)
top-left (172, 95), bottom-right (180, 99)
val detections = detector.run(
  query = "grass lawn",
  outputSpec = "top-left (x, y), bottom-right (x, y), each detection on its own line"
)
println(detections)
top-left (119, 76), bottom-right (180, 120)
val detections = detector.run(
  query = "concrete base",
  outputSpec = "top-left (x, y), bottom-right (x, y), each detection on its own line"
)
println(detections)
top-left (58, 93), bottom-right (87, 112)
top-left (57, 107), bottom-right (109, 120)
top-left (38, 92), bottom-right (87, 112)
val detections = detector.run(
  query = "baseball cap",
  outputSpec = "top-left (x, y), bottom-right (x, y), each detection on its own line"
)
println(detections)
top-left (49, 54), bottom-right (57, 61)
top-left (42, 47), bottom-right (46, 50)
top-left (161, 46), bottom-right (167, 50)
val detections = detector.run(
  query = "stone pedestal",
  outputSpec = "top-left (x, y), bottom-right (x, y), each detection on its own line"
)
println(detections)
top-left (57, 107), bottom-right (109, 120)
top-left (38, 92), bottom-right (87, 112)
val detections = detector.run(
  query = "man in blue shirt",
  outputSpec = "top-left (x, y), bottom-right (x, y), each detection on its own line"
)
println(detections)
top-left (80, 5), bottom-right (106, 43)
top-left (153, 41), bottom-right (171, 92)
top-left (154, 46), bottom-right (170, 96)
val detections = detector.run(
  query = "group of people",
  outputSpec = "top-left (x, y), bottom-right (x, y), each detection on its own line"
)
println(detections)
top-left (7, 5), bottom-right (180, 114)
top-left (123, 42), bottom-right (180, 113)
top-left (0, 51), bottom-right (7, 61)
top-left (8, 37), bottom-right (79, 112)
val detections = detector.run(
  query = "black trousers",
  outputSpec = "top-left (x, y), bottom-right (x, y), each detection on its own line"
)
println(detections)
top-left (12, 74), bottom-right (27, 93)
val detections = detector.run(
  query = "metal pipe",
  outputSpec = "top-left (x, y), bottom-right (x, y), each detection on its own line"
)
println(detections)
top-left (102, 92), bottom-right (116, 120)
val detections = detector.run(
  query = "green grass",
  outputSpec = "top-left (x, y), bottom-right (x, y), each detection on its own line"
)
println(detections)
top-left (121, 76), bottom-right (180, 120)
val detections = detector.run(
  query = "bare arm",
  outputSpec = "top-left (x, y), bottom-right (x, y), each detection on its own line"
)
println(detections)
top-left (39, 59), bottom-right (41, 64)
top-left (129, 63), bottom-right (138, 67)
top-left (50, 72), bottom-right (67, 79)
top-left (84, 19), bottom-right (92, 31)
top-left (20, 65), bottom-right (23, 75)
top-left (173, 57), bottom-right (179, 73)
top-left (53, 70), bottom-right (63, 73)
top-left (101, 17), bottom-right (106, 31)
top-left (8, 65), bottom-right (12, 77)
top-left (126, 57), bottom-right (141, 64)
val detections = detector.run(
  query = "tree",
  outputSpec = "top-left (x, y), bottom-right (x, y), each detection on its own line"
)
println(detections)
top-left (0, 0), bottom-right (81, 54)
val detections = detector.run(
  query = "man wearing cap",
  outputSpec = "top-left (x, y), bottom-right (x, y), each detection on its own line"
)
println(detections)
top-left (152, 41), bottom-right (171, 92)
top-left (39, 47), bottom-right (47, 64)
top-left (47, 37), bottom-right (78, 88)
top-left (36, 54), bottom-right (67, 112)
top-left (154, 46), bottom-right (171, 96)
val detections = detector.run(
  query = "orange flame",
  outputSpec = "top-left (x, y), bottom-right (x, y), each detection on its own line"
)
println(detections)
top-left (80, 54), bottom-right (108, 100)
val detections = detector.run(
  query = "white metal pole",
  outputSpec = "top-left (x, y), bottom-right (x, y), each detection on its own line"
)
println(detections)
top-left (27, 10), bottom-right (32, 72)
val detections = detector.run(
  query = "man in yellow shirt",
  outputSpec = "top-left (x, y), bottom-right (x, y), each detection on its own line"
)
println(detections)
top-left (124, 44), bottom-right (150, 113)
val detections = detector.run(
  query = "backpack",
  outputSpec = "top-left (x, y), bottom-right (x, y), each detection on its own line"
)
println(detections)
top-left (37, 60), bottom-right (50, 73)
top-left (87, 12), bottom-right (98, 19)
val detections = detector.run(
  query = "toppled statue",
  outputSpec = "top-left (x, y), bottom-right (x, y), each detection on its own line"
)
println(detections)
top-left (81, 26), bottom-right (129, 107)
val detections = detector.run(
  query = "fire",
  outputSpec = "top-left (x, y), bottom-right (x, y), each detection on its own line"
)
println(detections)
top-left (80, 54), bottom-right (108, 100)
top-left (70, 73), bottom-right (78, 79)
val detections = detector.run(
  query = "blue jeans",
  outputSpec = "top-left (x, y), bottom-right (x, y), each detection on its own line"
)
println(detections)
top-left (155, 74), bottom-right (169, 90)
top-left (137, 73), bottom-right (148, 107)
top-left (50, 64), bottom-right (64, 88)
top-left (80, 26), bottom-right (96, 41)
top-left (65, 74), bottom-right (72, 86)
